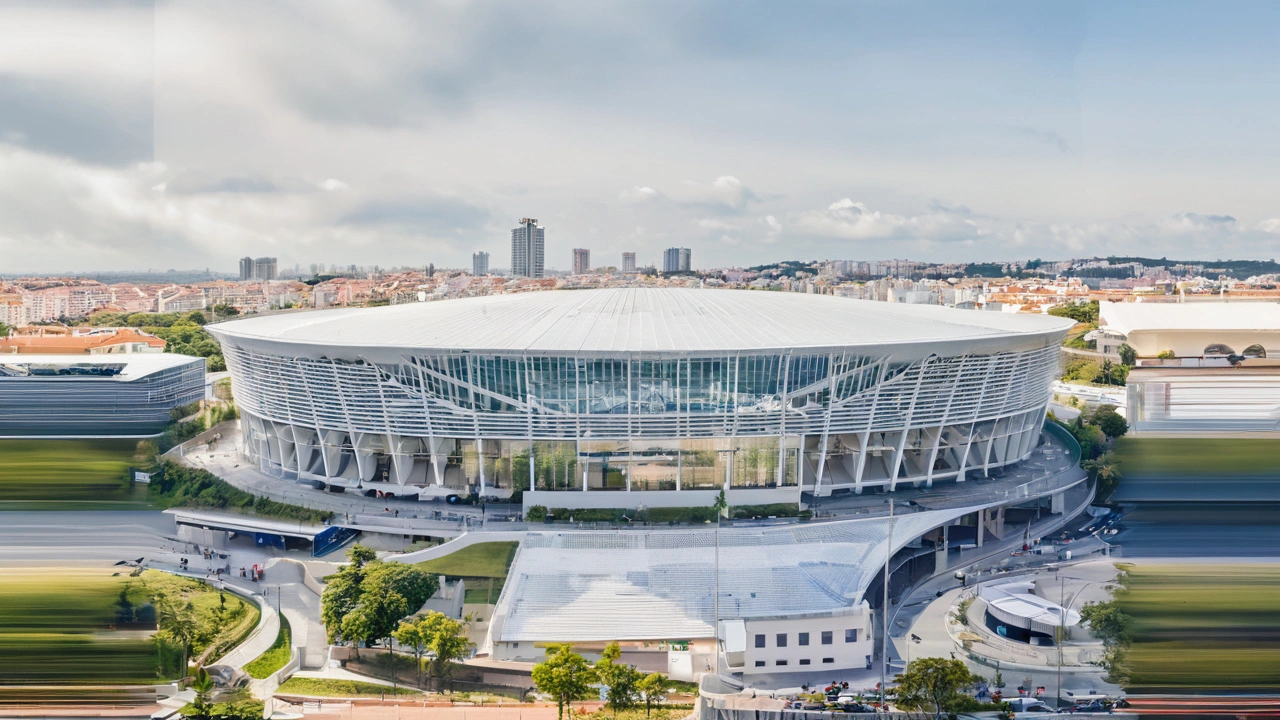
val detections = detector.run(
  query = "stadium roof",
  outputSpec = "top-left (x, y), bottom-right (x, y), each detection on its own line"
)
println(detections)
top-left (491, 511), bottom-right (955, 643)
top-left (210, 288), bottom-right (1071, 354)
top-left (1100, 300), bottom-right (1280, 336)
top-left (0, 353), bottom-right (202, 380)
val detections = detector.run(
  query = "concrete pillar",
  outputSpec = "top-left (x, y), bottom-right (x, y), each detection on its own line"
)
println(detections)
top-left (976, 509), bottom-right (985, 547)
top-left (1051, 490), bottom-right (1065, 515)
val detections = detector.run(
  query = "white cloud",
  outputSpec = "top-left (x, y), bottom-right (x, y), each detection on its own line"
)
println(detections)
top-left (671, 176), bottom-right (755, 211)
top-left (791, 198), bottom-right (984, 243)
top-left (619, 186), bottom-right (661, 203)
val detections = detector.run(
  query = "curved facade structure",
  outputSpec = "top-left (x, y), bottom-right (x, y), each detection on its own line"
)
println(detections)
top-left (208, 289), bottom-right (1071, 508)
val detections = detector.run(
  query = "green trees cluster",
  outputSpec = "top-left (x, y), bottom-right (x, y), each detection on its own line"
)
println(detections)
top-left (84, 310), bottom-right (226, 371)
top-left (1060, 404), bottom-right (1127, 499)
top-left (392, 611), bottom-right (472, 689)
top-left (1061, 357), bottom-right (1128, 386)
top-left (532, 643), bottom-right (671, 720)
top-left (1049, 300), bottom-right (1100, 326)
top-left (893, 657), bottom-right (983, 719)
top-left (321, 546), bottom-right (438, 660)
top-left (1078, 568), bottom-right (1133, 683)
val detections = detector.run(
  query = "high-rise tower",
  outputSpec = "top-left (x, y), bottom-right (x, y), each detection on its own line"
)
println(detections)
top-left (511, 218), bottom-right (545, 278)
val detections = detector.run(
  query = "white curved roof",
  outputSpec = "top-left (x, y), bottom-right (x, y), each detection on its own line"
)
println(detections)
top-left (1100, 300), bottom-right (1280, 336)
top-left (209, 288), bottom-right (1072, 354)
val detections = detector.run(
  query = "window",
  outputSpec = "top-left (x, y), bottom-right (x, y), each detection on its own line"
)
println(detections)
top-left (776, 660), bottom-right (788, 666)
top-left (821, 631), bottom-right (833, 645)
top-left (822, 658), bottom-right (835, 664)
top-left (799, 658), bottom-right (811, 666)
top-left (798, 632), bottom-right (810, 646)
top-left (755, 634), bottom-right (765, 648)
top-left (755, 660), bottom-right (765, 667)
top-left (776, 633), bottom-right (787, 647)
top-left (845, 629), bottom-right (858, 643)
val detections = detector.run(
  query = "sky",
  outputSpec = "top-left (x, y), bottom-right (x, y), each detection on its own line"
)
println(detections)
top-left (1, 0), bottom-right (1279, 274)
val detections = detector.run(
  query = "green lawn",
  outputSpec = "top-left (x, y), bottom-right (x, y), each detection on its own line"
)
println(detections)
top-left (414, 542), bottom-right (517, 607)
top-left (0, 438), bottom-right (149, 509)
top-left (276, 676), bottom-right (421, 697)
top-left (413, 542), bottom-right (517, 579)
top-left (1120, 564), bottom-right (1280, 690)
top-left (1111, 436), bottom-right (1280, 478)
top-left (244, 615), bottom-right (291, 679)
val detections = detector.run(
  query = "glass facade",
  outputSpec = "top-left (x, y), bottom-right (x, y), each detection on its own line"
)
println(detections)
top-left (224, 341), bottom-right (1060, 502)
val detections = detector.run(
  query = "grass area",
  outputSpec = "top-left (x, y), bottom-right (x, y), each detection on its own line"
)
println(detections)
top-left (414, 542), bottom-right (517, 607)
top-left (1111, 436), bottom-right (1280, 478)
top-left (1120, 564), bottom-right (1280, 689)
top-left (243, 615), bottom-right (291, 679)
top-left (0, 438), bottom-right (149, 509)
top-left (0, 567), bottom-right (255, 684)
top-left (276, 676), bottom-right (421, 697)
top-left (463, 577), bottom-right (507, 605)
top-left (414, 542), bottom-right (517, 579)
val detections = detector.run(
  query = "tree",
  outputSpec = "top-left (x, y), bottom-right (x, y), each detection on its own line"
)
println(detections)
top-left (594, 642), bottom-right (641, 716)
top-left (426, 612), bottom-right (472, 690)
top-left (392, 619), bottom-right (427, 687)
top-left (157, 597), bottom-right (198, 675)
top-left (1084, 452), bottom-right (1123, 499)
top-left (185, 665), bottom-right (215, 720)
top-left (894, 657), bottom-right (980, 720)
top-left (340, 604), bottom-right (377, 659)
top-left (1079, 600), bottom-right (1131, 648)
top-left (1093, 406), bottom-right (1128, 439)
top-left (1097, 359), bottom-right (1117, 385)
top-left (1117, 343), bottom-right (1137, 367)
top-left (532, 644), bottom-right (597, 720)
top-left (185, 310), bottom-right (207, 326)
top-left (0, 321), bottom-right (10, 338)
top-left (320, 562), bottom-right (365, 643)
top-left (637, 672), bottom-right (670, 718)
top-left (361, 562), bottom-right (437, 641)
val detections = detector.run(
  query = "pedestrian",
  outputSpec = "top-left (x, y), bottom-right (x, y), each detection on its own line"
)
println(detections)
top-left (394, 509), bottom-right (399, 517)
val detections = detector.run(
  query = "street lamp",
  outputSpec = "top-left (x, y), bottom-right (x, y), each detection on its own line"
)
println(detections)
top-left (1054, 574), bottom-right (1105, 709)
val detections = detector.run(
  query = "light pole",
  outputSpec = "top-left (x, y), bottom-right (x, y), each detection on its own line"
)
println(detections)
top-left (881, 498), bottom-right (894, 712)
top-left (1054, 574), bottom-right (1105, 709)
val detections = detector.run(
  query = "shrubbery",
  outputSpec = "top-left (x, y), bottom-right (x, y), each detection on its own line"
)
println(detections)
top-left (148, 460), bottom-right (333, 523)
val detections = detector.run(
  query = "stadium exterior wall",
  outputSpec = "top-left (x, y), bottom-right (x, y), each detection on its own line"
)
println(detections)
top-left (210, 293), bottom-right (1069, 508)
top-left (0, 355), bottom-right (206, 437)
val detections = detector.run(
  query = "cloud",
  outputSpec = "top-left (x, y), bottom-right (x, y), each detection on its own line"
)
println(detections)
top-left (1013, 126), bottom-right (1071, 153)
top-left (163, 171), bottom-right (346, 195)
top-left (791, 198), bottom-right (984, 243)
top-left (619, 186), bottom-right (662, 203)
top-left (0, 4), bottom-right (154, 165)
top-left (671, 175), bottom-right (756, 212)
top-left (1259, 218), bottom-right (1280, 234)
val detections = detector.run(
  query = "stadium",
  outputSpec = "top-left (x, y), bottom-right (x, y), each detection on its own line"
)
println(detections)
top-left (208, 288), bottom-right (1073, 510)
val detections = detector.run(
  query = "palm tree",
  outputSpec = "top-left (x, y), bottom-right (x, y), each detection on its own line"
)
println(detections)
top-left (189, 666), bottom-right (215, 720)
top-left (157, 598), bottom-right (197, 677)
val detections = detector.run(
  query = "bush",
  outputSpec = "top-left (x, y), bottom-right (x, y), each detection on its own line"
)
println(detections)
top-left (148, 460), bottom-right (333, 523)
top-left (1157, 349), bottom-right (1176, 359)
top-left (525, 505), bottom-right (548, 522)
